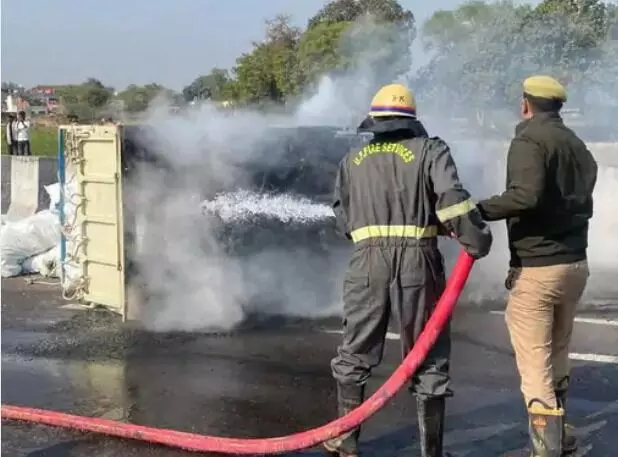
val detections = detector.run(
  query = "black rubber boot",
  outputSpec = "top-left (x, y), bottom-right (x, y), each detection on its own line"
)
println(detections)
top-left (527, 399), bottom-right (564, 457)
top-left (417, 396), bottom-right (451, 457)
top-left (323, 383), bottom-right (365, 457)
top-left (555, 377), bottom-right (578, 455)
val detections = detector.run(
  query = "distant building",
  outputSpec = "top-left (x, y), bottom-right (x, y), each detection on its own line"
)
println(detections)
top-left (29, 86), bottom-right (61, 113)
top-left (30, 86), bottom-right (58, 98)
top-left (45, 96), bottom-right (60, 113)
top-left (2, 94), bottom-right (29, 113)
top-left (4, 94), bottom-right (18, 113)
top-left (30, 105), bottom-right (48, 115)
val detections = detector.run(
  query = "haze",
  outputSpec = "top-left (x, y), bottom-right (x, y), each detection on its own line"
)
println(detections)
top-left (1, 0), bottom-right (540, 89)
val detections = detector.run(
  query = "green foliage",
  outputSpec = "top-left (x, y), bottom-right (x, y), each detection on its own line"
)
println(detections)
top-left (83, 78), bottom-right (112, 108)
top-left (48, 78), bottom-right (181, 120)
top-left (56, 78), bottom-right (114, 121)
top-left (421, 1), bottom-right (509, 51)
top-left (117, 83), bottom-right (171, 112)
top-left (297, 21), bottom-right (353, 87)
top-left (232, 15), bottom-right (302, 103)
top-left (180, 0), bottom-right (415, 107)
top-left (183, 69), bottom-right (231, 102)
top-left (416, 0), bottom-right (618, 128)
top-left (234, 44), bottom-right (283, 103)
top-left (307, 0), bottom-right (414, 29)
top-left (303, 0), bottom-right (416, 86)
top-left (536, 0), bottom-right (611, 43)
top-left (19, 0), bottom-right (614, 122)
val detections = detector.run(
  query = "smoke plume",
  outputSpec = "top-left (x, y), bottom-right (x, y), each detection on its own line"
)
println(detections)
top-left (127, 11), bottom-right (618, 332)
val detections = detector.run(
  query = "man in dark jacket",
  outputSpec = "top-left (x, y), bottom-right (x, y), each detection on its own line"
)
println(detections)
top-left (478, 75), bottom-right (598, 457)
top-left (5, 114), bottom-right (16, 155)
top-left (323, 83), bottom-right (493, 457)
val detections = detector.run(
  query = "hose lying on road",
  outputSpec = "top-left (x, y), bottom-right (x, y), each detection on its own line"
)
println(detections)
top-left (1, 250), bottom-right (475, 455)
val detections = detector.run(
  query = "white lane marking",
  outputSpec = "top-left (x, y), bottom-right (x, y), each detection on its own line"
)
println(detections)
top-left (586, 400), bottom-right (618, 419)
top-left (489, 310), bottom-right (618, 327)
top-left (322, 330), bottom-right (618, 364)
top-left (323, 329), bottom-right (400, 341)
top-left (569, 353), bottom-right (618, 363)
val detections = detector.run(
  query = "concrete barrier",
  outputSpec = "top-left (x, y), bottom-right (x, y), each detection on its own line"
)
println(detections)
top-left (1, 156), bottom-right (58, 220)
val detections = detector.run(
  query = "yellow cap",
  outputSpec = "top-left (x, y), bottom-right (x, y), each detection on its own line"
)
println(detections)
top-left (369, 83), bottom-right (417, 118)
top-left (523, 75), bottom-right (567, 102)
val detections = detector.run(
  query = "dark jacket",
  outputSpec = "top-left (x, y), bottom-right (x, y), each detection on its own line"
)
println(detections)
top-left (333, 117), bottom-right (492, 259)
top-left (478, 112), bottom-right (598, 267)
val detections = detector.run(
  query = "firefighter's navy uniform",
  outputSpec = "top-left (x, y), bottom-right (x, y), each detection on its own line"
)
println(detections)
top-left (323, 84), bottom-right (493, 457)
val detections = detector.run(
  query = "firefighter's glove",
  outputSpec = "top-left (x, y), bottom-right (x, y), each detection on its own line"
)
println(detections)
top-left (437, 223), bottom-right (455, 238)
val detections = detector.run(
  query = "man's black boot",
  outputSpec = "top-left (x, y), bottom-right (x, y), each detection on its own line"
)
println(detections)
top-left (527, 399), bottom-right (564, 457)
top-left (555, 377), bottom-right (577, 455)
top-left (417, 396), bottom-right (451, 457)
top-left (323, 383), bottom-right (365, 457)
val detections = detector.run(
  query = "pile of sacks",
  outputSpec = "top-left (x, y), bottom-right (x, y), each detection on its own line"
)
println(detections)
top-left (1, 181), bottom-right (76, 281)
top-left (1, 209), bottom-right (61, 277)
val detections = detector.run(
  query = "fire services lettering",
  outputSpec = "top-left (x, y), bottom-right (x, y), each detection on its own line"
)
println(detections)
top-left (353, 142), bottom-right (414, 165)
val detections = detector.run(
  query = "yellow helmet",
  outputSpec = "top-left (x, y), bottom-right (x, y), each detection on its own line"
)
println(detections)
top-left (369, 83), bottom-right (417, 118)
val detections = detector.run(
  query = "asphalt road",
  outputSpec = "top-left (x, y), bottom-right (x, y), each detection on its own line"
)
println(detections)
top-left (1, 277), bottom-right (617, 457)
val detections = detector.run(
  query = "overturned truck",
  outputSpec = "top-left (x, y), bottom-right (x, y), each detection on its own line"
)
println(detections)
top-left (59, 123), bottom-right (370, 324)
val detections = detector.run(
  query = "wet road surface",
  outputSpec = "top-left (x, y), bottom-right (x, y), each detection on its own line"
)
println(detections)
top-left (2, 277), bottom-right (617, 457)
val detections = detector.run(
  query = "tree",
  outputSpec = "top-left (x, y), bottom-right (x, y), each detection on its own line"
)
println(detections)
top-left (297, 21), bottom-right (353, 86)
top-left (421, 1), bottom-right (507, 51)
top-left (264, 15), bottom-right (303, 98)
top-left (234, 44), bottom-right (282, 103)
top-left (204, 2), bottom-right (417, 107)
top-left (415, 0), bottom-right (617, 130)
top-left (183, 69), bottom-right (231, 102)
top-left (536, 0), bottom-right (610, 44)
top-left (118, 83), bottom-right (167, 112)
top-left (54, 79), bottom-right (114, 121)
top-left (232, 15), bottom-right (302, 103)
top-left (83, 78), bottom-right (113, 109)
top-left (307, 0), bottom-right (414, 30)
top-left (299, 2), bottom-right (416, 93)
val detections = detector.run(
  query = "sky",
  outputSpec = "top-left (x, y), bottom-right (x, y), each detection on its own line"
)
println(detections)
top-left (1, 0), bottom-right (538, 90)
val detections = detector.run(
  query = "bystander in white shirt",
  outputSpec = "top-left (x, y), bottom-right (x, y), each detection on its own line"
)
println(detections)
top-left (15, 119), bottom-right (31, 142)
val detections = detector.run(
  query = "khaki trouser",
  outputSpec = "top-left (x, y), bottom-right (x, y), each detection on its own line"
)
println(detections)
top-left (505, 260), bottom-right (589, 408)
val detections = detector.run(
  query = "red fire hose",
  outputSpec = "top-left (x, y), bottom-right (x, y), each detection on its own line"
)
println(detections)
top-left (2, 250), bottom-right (475, 455)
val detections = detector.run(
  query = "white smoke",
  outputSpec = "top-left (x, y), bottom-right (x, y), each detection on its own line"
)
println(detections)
top-left (126, 102), bottom-right (349, 332)
top-left (128, 12), bottom-right (617, 332)
top-left (448, 142), bottom-right (618, 306)
top-left (295, 11), bottom-right (618, 307)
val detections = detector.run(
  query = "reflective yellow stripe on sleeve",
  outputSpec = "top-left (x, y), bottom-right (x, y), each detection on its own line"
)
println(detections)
top-left (436, 198), bottom-right (477, 223)
top-left (350, 225), bottom-right (438, 243)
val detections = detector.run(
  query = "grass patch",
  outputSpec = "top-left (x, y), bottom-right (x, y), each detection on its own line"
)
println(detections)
top-left (1, 124), bottom-right (58, 157)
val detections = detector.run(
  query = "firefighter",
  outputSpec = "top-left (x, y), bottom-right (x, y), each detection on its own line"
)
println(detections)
top-left (324, 83), bottom-right (493, 457)
top-left (477, 76), bottom-right (598, 457)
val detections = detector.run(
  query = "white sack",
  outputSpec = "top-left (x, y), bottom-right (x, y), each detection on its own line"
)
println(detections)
top-left (22, 246), bottom-right (61, 277)
top-left (1, 210), bottom-right (61, 277)
top-left (44, 175), bottom-right (78, 220)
